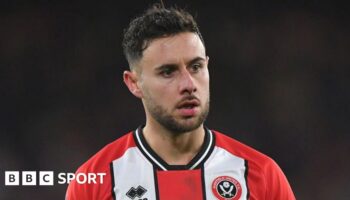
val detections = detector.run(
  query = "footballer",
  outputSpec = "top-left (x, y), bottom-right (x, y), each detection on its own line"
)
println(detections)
top-left (66, 4), bottom-right (295, 200)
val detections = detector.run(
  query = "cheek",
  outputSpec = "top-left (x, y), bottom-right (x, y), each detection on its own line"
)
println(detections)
top-left (198, 72), bottom-right (210, 91)
top-left (142, 81), bottom-right (175, 103)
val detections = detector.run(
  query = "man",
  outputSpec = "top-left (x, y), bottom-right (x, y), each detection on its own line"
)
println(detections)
top-left (66, 5), bottom-right (295, 200)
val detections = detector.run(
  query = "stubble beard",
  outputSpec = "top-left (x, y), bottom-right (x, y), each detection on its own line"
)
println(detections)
top-left (144, 94), bottom-right (210, 135)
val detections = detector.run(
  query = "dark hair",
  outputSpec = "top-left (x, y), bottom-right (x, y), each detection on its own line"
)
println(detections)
top-left (122, 4), bottom-right (205, 68)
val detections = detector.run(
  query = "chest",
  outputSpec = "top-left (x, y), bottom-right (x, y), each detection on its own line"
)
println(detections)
top-left (110, 147), bottom-right (249, 200)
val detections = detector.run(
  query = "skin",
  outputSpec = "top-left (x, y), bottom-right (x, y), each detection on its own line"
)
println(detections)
top-left (123, 32), bottom-right (210, 165)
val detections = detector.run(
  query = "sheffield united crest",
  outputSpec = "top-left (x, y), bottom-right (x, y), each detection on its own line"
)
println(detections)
top-left (212, 176), bottom-right (242, 200)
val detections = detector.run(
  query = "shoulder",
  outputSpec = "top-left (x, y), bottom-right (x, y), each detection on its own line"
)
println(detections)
top-left (77, 131), bottom-right (136, 173)
top-left (66, 131), bottom-right (136, 200)
top-left (212, 130), bottom-right (272, 168)
top-left (212, 130), bottom-right (295, 200)
top-left (212, 130), bottom-right (286, 178)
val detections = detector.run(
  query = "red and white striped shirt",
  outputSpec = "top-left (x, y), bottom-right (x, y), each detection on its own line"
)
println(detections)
top-left (66, 127), bottom-right (295, 200)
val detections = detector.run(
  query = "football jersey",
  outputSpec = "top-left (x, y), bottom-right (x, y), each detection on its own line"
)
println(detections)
top-left (66, 127), bottom-right (295, 200)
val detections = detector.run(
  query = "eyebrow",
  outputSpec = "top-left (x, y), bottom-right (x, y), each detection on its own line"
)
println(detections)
top-left (155, 56), bottom-right (206, 72)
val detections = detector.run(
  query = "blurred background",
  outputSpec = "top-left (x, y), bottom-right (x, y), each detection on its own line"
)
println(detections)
top-left (1, 0), bottom-right (349, 199)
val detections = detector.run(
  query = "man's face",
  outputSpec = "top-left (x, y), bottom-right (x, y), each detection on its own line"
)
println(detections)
top-left (136, 32), bottom-right (210, 134)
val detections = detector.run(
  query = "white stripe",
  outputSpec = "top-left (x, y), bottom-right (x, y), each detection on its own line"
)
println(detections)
top-left (204, 147), bottom-right (248, 199)
top-left (135, 129), bottom-right (167, 171)
top-left (111, 147), bottom-right (157, 200)
top-left (190, 130), bottom-right (213, 170)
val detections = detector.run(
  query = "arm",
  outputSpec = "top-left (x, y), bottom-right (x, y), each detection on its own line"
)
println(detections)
top-left (264, 159), bottom-right (296, 200)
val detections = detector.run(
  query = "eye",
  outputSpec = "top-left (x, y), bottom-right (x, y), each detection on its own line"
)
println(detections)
top-left (160, 67), bottom-right (175, 77)
top-left (189, 63), bottom-right (202, 73)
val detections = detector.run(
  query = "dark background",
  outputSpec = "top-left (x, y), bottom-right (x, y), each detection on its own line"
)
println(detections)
top-left (1, 0), bottom-right (349, 199)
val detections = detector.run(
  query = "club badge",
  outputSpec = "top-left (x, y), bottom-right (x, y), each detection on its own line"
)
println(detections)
top-left (212, 176), bottom-right (242, 200)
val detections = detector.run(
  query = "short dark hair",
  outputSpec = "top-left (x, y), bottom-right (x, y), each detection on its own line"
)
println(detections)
top-left (122, 4), bottom-right (205, 68)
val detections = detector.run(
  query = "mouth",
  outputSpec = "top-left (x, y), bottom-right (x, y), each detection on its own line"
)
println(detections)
top-left (176, 99), bottom-right (200, 117)
top-left (177, 99), bottom-right (200, 109)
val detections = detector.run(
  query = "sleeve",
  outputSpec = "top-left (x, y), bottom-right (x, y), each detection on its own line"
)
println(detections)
top-left (65, 178), bottom-right (87, 200)
top-left (65, 171), bottom-right (93, 200)
top-left (264, 159), bottom-right (296, 200)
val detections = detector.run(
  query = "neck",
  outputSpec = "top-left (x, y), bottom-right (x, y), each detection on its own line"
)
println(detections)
top-left (143, 121), bottom-right (205, 165)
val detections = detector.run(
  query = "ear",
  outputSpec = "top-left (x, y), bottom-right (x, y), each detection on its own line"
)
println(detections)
top-left (123, 70), bottom-right (143, 98)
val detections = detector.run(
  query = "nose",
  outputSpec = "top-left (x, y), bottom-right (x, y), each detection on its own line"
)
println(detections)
top-left (178, 69), bottom-right (196, 95)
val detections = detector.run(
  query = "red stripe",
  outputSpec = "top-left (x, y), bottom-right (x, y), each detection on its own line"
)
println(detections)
top-left (157, 169), bottom-right (203, 200)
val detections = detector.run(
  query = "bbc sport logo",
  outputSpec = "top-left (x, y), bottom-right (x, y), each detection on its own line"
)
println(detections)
top-left (4, 171), bottom-right (106, 186)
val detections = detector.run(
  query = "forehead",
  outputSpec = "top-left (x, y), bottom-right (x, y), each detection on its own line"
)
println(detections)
top-left (139, 32), bottom-right (206, 68)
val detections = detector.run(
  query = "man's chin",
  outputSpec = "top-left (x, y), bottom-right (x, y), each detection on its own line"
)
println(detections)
top-left (166, 118), bottom-right (203, 134)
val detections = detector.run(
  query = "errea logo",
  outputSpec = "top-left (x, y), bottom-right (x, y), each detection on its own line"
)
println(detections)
top-left (126, 185), bottom-right (147, 200)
